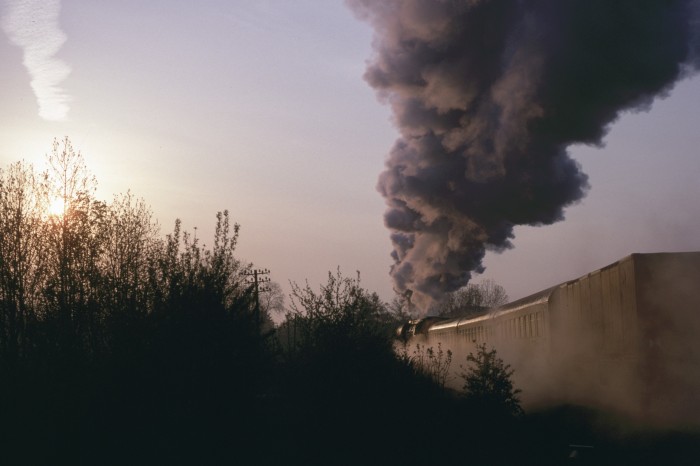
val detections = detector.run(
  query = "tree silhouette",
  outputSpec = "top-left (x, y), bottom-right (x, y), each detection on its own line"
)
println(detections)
top-left (6, 138), bottom-right (685, 466)
top-left (437, 278), bottom-right (509, 317)
top-left (461, 342), bottom-right (523, 417)
top-left (0, 161), bottom-right (47, 365)
top-left (42, 137), bottom-right (105, 356)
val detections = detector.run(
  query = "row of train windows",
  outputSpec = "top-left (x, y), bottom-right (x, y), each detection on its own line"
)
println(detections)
top-left (458, 325), bottom-right (491, 342)
top-left (436, 311), bottom-right (545, 342)
top-left (501, 312), bottom-right (544, 339)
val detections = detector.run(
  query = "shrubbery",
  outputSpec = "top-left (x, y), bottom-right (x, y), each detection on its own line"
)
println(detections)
top-left (0, 139), bottom-right (532, 465)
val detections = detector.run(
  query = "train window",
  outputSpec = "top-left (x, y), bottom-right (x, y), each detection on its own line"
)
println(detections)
top-left (519, 316), bottom-right (524, 338)
top-left (526, 315), bottom-right (531, 337)
top-left (524, 314), bottom-right (532, 338)
top-left (525, 316), bottom-right (529, 338)
top-left (525, 314), bottom-right (532, 337)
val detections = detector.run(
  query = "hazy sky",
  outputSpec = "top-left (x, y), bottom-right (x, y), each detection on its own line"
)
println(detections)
top-left (2, 0), bottom-right (700, 308)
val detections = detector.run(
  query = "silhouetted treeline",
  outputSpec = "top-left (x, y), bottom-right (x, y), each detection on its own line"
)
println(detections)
top-left (0, 139), bottom-right (277, 464)
top-left (1, 140), bottom-right (697, 466)
top-left (0, 141), bottom-right (268, 360)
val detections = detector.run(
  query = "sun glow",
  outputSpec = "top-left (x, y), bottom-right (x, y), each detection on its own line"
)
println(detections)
top-left (48, 197), bottom-right (65, 217)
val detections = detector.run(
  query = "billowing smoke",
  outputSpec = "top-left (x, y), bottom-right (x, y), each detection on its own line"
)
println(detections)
top-left (2, 0), bottom-right (71, 121)
top-left (349, 0), bottom-right (700, 309)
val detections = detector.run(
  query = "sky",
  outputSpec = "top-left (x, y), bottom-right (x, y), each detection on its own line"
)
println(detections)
top-left (2, 0), bottom-right (700, 310)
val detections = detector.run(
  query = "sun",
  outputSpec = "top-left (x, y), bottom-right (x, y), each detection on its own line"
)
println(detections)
top-left (48, 197), bottom-right (65, 217)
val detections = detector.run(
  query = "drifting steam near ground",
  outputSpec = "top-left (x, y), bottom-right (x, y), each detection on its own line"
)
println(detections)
top-left (2, 0), bottom-right (71, 121)
top-left (349, 0), bottom-right (700, 310)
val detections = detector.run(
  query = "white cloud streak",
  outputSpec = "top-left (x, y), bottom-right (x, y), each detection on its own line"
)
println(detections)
top-left (2, 0), bottom-right (71, 121)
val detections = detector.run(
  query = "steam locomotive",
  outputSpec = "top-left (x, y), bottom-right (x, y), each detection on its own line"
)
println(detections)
top-left (398, 252), bottom-right (700, 425)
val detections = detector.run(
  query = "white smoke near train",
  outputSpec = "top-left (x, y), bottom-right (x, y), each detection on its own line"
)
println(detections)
top-left (349, 0), bottom-right (700, 310)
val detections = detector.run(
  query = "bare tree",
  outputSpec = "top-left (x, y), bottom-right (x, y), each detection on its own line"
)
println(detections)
top-left (101, 191), bottom-right (159, 326)
top-left (43, 137), bottom-right (105, 352)
top-left (438, 279), bottom-right (508, 317)
top-left (387, 291), bottom-right (419, 323)
top-left (259, 280), bottom-right (285, 320)
top-left (478, 278), bottom-right (509, 308)
top-left (0, 161), bottom-right (48, 361)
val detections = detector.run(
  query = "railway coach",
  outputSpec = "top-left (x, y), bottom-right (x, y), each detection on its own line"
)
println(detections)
top-left (399, 252), bottom-right (700, 425)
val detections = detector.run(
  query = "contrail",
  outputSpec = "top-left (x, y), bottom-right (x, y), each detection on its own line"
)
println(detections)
top-left (349, 0), bottom-right (700, 310)
top-left (2, 0), bottom-right (71, 121)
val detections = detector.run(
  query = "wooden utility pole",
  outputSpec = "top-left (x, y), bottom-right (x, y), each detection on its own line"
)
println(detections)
top-left (244, 268), bottom-right (270, 326)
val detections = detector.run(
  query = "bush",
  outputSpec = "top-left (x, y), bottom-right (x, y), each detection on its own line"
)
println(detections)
top-left (461, 342), bottom-right (523, 418)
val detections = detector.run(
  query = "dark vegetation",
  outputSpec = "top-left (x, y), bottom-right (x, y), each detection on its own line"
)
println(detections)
top-left (435, 278), bottom-right (509, 318)
top-left (1, 139), bottom-right (698, 465)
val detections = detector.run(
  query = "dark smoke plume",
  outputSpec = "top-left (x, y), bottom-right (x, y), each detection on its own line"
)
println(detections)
top-left (349, 0), bottom-right (700, 309)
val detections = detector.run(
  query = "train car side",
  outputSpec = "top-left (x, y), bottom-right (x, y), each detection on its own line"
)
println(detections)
top-left (416, 288), bottom-right (555, 395)
top-left (631, 252), bottom-right (700, 424)
top-left (547, 252), bottom-right (700, 423)
top-left (546, 255), bottom-right (641, 413)
top-left (400, 251), bottom-right (700, 425)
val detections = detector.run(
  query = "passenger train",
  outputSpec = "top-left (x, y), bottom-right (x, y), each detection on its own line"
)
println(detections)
top-left (398, 252), bottom-right (700, 425)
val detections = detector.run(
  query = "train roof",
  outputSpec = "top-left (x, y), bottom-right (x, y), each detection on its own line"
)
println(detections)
top-left (426, 286), bottom-right (557, 333)
top-left (553, 251), bottom-right (700, 287)
top-left (414, 251), bottom-right (700, 335)
top-left (489, 285), bottom-right (556, 316)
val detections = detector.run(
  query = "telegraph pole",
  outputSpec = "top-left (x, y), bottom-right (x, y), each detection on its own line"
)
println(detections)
top-left (244, 268), bottom-right (270, 327)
